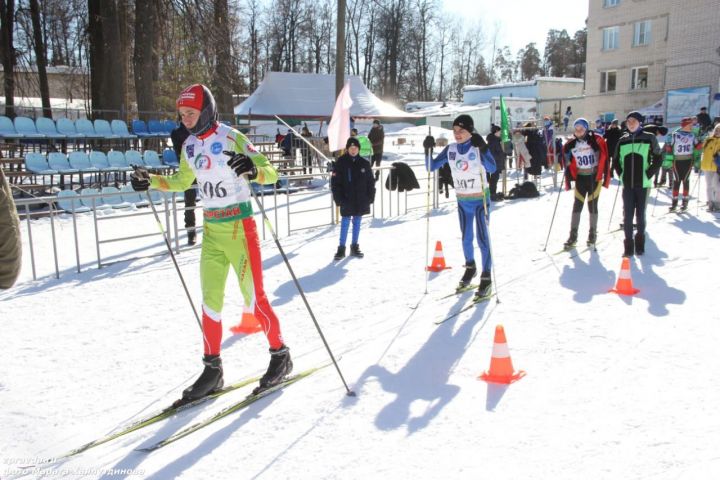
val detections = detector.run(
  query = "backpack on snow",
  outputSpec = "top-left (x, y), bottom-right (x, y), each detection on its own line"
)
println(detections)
top-left (506, 181), bottom-right (539, 199)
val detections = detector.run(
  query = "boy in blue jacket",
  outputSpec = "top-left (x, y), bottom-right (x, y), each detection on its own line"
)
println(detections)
top-left (424, 115), bottom-right (496, 299)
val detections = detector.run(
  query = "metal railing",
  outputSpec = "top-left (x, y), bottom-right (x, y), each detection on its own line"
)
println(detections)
top-left (13, 164), bottom-right (452, 282)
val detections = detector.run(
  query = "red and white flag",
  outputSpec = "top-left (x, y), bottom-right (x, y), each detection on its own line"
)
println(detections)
top-left (327, 81), bottom-right (353, 152)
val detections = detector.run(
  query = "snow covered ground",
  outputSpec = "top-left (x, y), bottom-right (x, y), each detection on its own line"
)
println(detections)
top-left (2, 138), bottom-right (720, 480)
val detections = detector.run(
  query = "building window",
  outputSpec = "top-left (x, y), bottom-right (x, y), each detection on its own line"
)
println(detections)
top-left (602, 27), bottom-right (619, 51)
top-left (600, 71), bottom-right (617, 93)
top-left (603, 0), bottom-right (619, 7)
top-left (633, 20), bottom-right (652, 46)
top-left (631, 67), bottom-right (648, 89)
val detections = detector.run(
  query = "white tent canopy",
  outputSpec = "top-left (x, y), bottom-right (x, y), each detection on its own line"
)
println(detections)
top-left (234, 71), bottom-right (416, 120)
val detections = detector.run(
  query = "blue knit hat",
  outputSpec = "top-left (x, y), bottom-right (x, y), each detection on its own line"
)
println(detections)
top-left (573, 118), bottom-right (589, 131)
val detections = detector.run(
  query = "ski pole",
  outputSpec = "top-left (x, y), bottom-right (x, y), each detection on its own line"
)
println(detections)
top-left (248, 185), bottom-right (355, 397)
top-left (651, 182), bottom-right (660, 217)
top-left (607, 180), bottom-right (621, 231)
top-left (424, 126), bottom-right (432, 295)
top-left (541, 167), bottom-right (569, 252)
top-left (477, 147), bottom-right (500, 304)
top-left (696, 170), bottom-right (703, 215)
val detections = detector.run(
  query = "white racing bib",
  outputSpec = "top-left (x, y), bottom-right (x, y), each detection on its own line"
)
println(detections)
top-left (447, 144), bottom-right (487, 198)
top-left (672, 132), bottom-right (694, 157)
top-left (571, 141), bottom-right (597, 173)
top-left (183, 124), bottom-right (252, 208)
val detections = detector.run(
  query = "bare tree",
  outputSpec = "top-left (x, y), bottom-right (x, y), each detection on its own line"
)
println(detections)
top-left (0, 0), bottom-right (16, 117)
top-left (133, 0), bottom-right (157, 119)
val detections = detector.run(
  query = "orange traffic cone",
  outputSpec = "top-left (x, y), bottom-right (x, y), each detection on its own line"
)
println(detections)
top-left (426, 241), bottom-right (451, 272)
top-left (229, 309), bottom-right (263, 335)
top-left (609, 256), bottom-right (639, 295)
top-left (478, 325), bottom-right (526, 384)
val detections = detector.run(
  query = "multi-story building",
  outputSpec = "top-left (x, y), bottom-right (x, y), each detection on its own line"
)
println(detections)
top-left (585, 0), bottom-right (720, 125)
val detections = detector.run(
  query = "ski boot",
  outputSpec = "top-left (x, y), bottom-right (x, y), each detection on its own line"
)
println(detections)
top-left (176, 355), bottom-right (224, 405)
top-left (563, 229), bottom-right (578, 250)
top-left (187, 230), bottom-right (197, 246)
top-left (634, 232), bottom-right (645, 256)
top-left (457, 261), bottom-right (477, 291)
top-left (669, 198), bottom-right (678, 213)
top-left (623, 238), bottom-right (634, 257)
top-left (474, 271), bottom-right (492, 300)
top-left (350, 244), bottom-right (364, 258)
top-left (587, 229), bottom-right (597, 248)
top-left (253, 345), bottom-right (293, 395)
top-left (333, 245), bottom-right (346, 261)
top-left (680, 198), bottom-right (689, 212)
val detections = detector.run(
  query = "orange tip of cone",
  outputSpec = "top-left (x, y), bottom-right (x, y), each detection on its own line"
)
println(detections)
top-left (229, 312), bottom-right (263, 335)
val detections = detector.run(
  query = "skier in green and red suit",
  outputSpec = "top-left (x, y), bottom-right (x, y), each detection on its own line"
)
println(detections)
top-left (131, 84), bottom-right (292, 402)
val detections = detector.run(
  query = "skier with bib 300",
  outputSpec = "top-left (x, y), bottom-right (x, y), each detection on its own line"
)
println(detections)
top-left (424, 115), bottom-right (496, 299)
top-left (664, 117), bottom-right (703, 212)
top-left (130, 84), bottom-right (292, 402)
top-left (561, 118), bottom-right (610, 249)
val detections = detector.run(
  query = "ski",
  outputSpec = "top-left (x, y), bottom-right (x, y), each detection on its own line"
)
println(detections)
top-left (137, 363), bottom-right (330, 452)
top-left (438, 284), bottom-right (479, 300)
top-left (47, 374), bottom-right (262, 462)
top-left (435, 294), bottom-right (495, 325)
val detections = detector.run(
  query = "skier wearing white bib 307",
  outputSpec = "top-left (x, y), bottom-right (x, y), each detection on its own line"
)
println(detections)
top-left (130, 84), bottom-right (292, 403)
top-left (424, 114), bottom-right (497, 300)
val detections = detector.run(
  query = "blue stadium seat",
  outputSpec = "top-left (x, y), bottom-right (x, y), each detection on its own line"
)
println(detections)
top-left (88, 151), bottom-right (115, 172)
top-left (25, 152), bottom-right (58, 175)
top-left (47, 152), bottom-right (79, 175)
top-left (14, 117), bottom-right (46, 139)
top-left (101, 186), bottom-right (132, 209)
top-left (148, 119), bottom-right (168, 137)
top-left (0, 115), bottom-right (23, 138)
top-left (119, 183), bottom-right (149, 207)
top-left (143, 150), bottom-right (163, 168)
top-left (68, 152), bottom-right (98, 172)
top-left (162, 149), bottom-right (179, 167)
top-left (131, 120), bottom-right (154, 138)
top-left (79, 187), bottom-right (112, 210)
top-left (56, 190), bottom-right (91, 213)
top-left (35, 118), bottom-right (66, 140)
top-left (93, 119), bottom-right (120, 139)
top-left (124, 149), bottom-right (144, 168)
top-left (164, 120), bottom-right (178, 134)
top-left (75, 119), bottom-right (103, 138)
top-left (107, 151), bottom-right (133, 171)
top-left (111, 120), bottom-right (137, 140)
top-left (56, 118), bottom-right (85, 139)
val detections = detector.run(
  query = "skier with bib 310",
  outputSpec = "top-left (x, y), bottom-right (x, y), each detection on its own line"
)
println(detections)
top-left (424, 114), bottom-right (496, 300)
top-left (561, 118), bottom-right (610, 249)
top-left (130, 84), bottom-right (292, 403)
top-left (664, 117), bottom-right (703, 212)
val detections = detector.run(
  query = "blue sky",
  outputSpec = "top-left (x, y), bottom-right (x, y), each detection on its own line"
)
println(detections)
top-left (441, 0), bottom-right (588, 57)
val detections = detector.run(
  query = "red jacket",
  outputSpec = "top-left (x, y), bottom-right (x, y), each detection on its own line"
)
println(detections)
top-left (562, 132), bottom-right (610, 190)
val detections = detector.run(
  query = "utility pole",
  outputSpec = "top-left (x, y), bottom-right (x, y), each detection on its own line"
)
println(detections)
top-left (335, 0), bottom-right (346, 97)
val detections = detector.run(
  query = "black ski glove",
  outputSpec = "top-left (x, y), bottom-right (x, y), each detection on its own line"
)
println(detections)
top-left (423, 135), bottom-right (435, 150)
top-left (224, 150), bottom-right (257, 179)
top-left (130, 166), bottom-right (150, 191)
top-left (471, 132), bottom-right (488, 153)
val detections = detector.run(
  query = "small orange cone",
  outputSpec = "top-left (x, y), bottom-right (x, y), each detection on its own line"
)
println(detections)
top-left (478, 325), bottom-right (526, 384)
top-left (609, 256), bottom-right (639, 295)
top-left (426, 241), bottom-right (451, 272)
top-left (229, 309), bottom-right (263, 335)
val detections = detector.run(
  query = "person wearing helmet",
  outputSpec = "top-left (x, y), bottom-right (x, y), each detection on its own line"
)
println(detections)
top-left (131, 84), bottom-right (291, 402)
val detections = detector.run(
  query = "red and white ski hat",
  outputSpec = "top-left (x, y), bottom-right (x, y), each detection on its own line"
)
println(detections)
top-left (176, 84), bottom-right (205, 111)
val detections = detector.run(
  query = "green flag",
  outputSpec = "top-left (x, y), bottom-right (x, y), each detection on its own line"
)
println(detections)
top-left (500, 95), bottom-right (510, 143)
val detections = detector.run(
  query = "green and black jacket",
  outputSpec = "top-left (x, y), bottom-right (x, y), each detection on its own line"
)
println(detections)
top-left (612, 129), bottom-right (663, 188)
